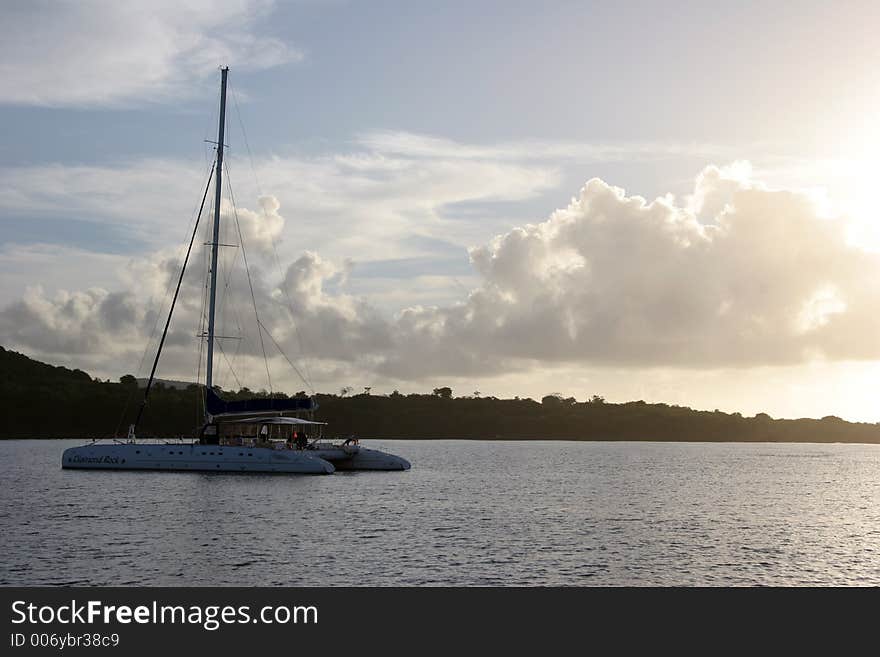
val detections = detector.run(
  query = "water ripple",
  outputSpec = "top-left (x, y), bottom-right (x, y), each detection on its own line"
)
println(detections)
top-left (1, 439), bottom-right (879, 586)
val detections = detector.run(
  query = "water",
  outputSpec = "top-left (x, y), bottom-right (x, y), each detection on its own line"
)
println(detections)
top-left (1, 439), bottom-right (879, 586)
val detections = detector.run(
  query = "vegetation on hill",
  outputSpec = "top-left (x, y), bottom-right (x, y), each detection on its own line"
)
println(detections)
top-left (2, 346), bottom-right (879, 443)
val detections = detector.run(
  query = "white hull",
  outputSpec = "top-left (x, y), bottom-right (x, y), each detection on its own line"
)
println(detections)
top-left (61, 442), bottom-right (411, 474)
top-left (62, 443), bottom-right (334, 474)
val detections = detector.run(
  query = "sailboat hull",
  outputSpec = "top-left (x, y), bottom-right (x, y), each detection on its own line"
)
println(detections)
top-left (62, 443), bottom-right (334, 474)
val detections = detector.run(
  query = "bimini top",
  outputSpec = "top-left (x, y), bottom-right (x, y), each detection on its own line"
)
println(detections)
top-left (231, 416), bottom-right (327, 426)
top-left (205, 387), bottom-right (317, 417)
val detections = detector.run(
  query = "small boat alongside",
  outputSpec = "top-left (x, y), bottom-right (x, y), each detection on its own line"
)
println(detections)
top-left (62, 67), bottom-right (410, 476)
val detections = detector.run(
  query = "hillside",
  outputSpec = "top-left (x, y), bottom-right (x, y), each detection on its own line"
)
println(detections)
top-left (2, 346), bottom-right (880, 443)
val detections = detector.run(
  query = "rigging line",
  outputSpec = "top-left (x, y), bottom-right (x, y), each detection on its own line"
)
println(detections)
top-left (195, 251), bottom-right (208, 426)
top-left (272, 239), bottom-right (316, 392)
top-left (217, 234), bottom-right (245, 359)
top-left (195, 166), bottom-right (216, 423)
top-left (124, 158), bottom-right (213, 422)
top-left (203, 78), bottom-right (221, 169)
top-left (257, 319), bottom-right (314, 395)
top-left (215, 227), bottom-right (231, 390)
top-left (132, 162), bottom-right (216, 434)
top-left (215, 336), bottom-right (244, 391)
top-left (273, 268), bottom-right (315, 390)
top-left (228, 304), bottom-right (245, 387)
top-left (115, 159), bottom-right (215, 436)
top-left (262, 293), bottom-right (316, 394)
top-left (214, 198), bottom-right (245, 346)
top-left (225, 173), bottom-right (270, 395)
top-left (224, 162), bottom-right (274, 394)
top-left (214, 214), bottom-right (247, 391)
top-left (197, 242), bottom-right (210, 383)
top-left (198, 217), bottom-right (211, 354)
top-left (231, 82), bottom-right (316, 393)
top-left (195, 333), bottom-right (205, 427)
top-left (204, 189), bottom-right (242, 392)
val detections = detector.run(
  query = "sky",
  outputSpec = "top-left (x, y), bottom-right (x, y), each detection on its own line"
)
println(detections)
top-left (3, 0), bottom-right (880, 421)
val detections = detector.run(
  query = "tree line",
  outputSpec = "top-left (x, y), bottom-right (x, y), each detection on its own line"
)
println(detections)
top-left (2, 346), bottom-right (879, 443)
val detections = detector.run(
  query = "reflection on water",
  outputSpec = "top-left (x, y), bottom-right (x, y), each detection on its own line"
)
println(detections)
top-left (1, 439), bottom-right (879, 586)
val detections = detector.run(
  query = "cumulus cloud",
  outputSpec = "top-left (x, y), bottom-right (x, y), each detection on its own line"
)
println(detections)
top-left (376, 165), bottom-right (880, 376)
top-left (223, 196), bottom-right (285, 258)
top-left (0, 243), bottom-right (129, 307)
top-left (0, 0), bottom-right (300, 107)
top-left (0, 198), bottom-right (388, 390)
top-left (1, 286), bottom-right (146, 359)
top-left (3, 165), bottom-right (880, 393)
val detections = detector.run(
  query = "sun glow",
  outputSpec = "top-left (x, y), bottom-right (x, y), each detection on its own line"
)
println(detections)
top-left (825, 124), bottom-right (880, 252)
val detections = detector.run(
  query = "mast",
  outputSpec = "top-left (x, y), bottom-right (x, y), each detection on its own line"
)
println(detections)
top-left (206, 66), bottom-right (228, 392)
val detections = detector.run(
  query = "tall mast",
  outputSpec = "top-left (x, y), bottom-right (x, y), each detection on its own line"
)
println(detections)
top-left (205, 66), bottom-right (228, 391)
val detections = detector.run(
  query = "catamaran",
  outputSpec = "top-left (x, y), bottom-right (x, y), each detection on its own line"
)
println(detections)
top-left (62, 67), bottom-right (410, 474)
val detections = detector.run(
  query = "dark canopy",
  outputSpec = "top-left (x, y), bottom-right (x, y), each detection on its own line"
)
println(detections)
top-left (205, 387), bottom-right (317, 416)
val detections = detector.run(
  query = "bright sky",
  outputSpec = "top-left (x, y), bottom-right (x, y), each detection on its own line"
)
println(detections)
top-left (3, 0), bottom-right (880, 421)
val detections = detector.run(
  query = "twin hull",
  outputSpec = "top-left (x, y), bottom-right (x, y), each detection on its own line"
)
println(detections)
top-left (62, 443), bottom-right (410, 474)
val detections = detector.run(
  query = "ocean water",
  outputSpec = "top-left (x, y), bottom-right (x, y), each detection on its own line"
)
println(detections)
top-left (1, 439), bottom-right (879, 586)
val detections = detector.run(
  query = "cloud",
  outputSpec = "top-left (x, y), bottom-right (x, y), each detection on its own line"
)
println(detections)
top-left (1, 133), bottom-right (753, 278)
top-left (1, 286), bottom-right (145, 358)
top-left (0, 159), bottom-right (206, 244)
top-left (0, 1), bottom-right (301, 107)
top-left (0, 199), bottom-right (391, 390)
top-left (375, 166), bottom-right (880, 376)
top-left (358, 131), bottom-right (738, 163)
top-left (0, 143), bottom-right (560, 259)
top-left (0, 243), bottom-right (130, 307)
top-left (224, 195), bottom-right (285, 258)
top-left (4, 164), bottom-right (880, 396)
top-left (0, 130), bottom-right (565, 381)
